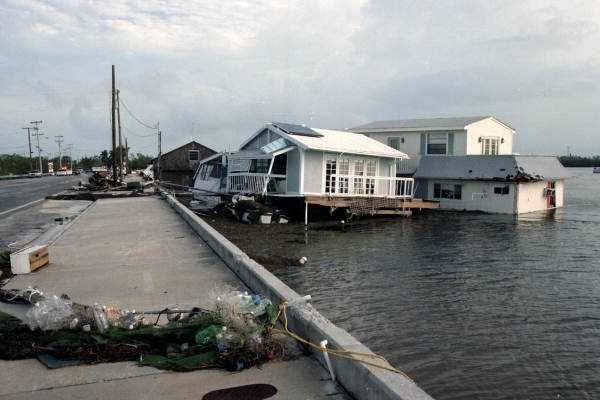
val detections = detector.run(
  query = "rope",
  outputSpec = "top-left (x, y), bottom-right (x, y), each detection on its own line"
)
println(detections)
top-left (272, 301), bottom-right (414, 381)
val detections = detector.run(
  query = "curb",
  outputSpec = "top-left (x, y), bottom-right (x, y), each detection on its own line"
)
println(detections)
top-left (30, 201), bottom-right (97, 249)
top-left (161, 190), bottom-right (434, 400)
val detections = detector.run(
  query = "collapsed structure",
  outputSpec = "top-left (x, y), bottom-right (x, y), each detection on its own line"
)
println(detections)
top-left (414, 155), bottom-right (568, 214)
top-left (192, 117), bottom-right (568, 216)
top-left (351, 116), bottom-right (568, 214)
top-left (194, 122), bottom-right (435, 219)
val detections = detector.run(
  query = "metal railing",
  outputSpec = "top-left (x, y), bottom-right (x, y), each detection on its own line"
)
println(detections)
top-left (326, 174), bottom-right (414, 198)
top-left (226, 173), bottom-right (286, 194)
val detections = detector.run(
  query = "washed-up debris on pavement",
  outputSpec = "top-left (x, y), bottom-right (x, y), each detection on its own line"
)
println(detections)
top-left (0, 287), bottom-right (301, 372)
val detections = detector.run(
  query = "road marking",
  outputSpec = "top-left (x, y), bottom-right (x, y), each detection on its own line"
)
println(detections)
top-left (0, 198), bottom-right (45, 217)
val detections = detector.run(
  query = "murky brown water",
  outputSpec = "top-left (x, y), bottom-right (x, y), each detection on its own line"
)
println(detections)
top-left (206, 168), bottom-right (600, 400)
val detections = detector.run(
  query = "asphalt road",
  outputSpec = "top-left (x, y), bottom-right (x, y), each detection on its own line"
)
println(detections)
top-left (0, 175), bottom-right (85, 215)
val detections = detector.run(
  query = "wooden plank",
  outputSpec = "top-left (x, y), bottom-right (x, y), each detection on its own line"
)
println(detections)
top-left (374, 209), bottom-right (413, 216)
top-left (29, 254), bottom-right (49, 272)
top-left (10, 244), bottom-right (49, 274)
top-left (28, 246), bottom-right (48, 263)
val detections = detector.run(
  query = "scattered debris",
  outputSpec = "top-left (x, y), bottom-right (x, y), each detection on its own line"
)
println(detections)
top-left (206, 198), bottom-right (290, 225)
top-left (0, 248), bottom-right (12, 282)
top-left (0, 288), bottom-right (301, 372)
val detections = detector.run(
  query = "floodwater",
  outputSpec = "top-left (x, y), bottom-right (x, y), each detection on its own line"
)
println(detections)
top-left (205, 169), bottom-right (600, 400)
top-left (209, 168), bottom-right (600, 400)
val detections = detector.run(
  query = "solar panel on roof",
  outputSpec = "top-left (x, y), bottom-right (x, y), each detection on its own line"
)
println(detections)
top-left (272, 122), bottom-right (323, 137)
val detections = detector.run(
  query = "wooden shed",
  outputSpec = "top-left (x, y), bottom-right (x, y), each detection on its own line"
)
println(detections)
top-left (153, 141), bottom-right (216, 186)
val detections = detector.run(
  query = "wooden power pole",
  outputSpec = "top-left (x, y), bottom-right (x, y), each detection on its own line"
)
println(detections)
top-left (111, 65), bottom-right (118, 182)
top-left (116, 89), bottom-right (123, 179)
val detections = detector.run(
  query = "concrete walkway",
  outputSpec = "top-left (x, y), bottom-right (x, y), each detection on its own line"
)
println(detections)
top-left (2, 196), bottom-right (346, 399)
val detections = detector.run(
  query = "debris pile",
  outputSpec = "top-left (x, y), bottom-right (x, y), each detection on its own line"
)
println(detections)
top-left (209, 195), bottom-right (289, 224)
top-left (0, 248), bottom-right (11, 281)
top-left (0, 287), bottom-right (300, 372)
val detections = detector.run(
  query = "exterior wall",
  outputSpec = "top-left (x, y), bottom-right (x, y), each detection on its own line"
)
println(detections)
top-left (466, 119), bottom-right (514, 155)
top-left (153, 141), bottom-right (216, 185)
top-left (516, 180), bottom-right (565, 213)
top-left (378, 158), bottom-right (395, 177)
top-left (555, 180), bottom-right (565, 207)
top-left (424, 179), bottom-right (517, 213)
top-left (360, 130), bottom-right (469, 157)
top-left (285, 148), bottom-right (301, 193)
top-left (302, 150), bottom-right (323, 194)
top-left (242, 129), bottom-right (282, 150)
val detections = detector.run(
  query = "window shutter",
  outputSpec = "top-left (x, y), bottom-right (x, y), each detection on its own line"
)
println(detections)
top-left (420, 133), bottom-right (427, 155)
top-left (447, 133), bottom-right (454, 155)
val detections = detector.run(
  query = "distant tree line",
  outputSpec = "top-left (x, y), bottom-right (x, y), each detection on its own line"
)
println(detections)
top-left (559, 155), bottom-right (600, 167)
top-left (0, 149), bottom-right (154, 176)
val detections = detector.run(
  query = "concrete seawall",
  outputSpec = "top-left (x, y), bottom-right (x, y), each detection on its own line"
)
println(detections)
top-left (161, 191), bottom-right (435, 400)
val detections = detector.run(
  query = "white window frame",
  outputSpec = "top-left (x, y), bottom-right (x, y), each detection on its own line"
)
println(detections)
top-left (322, 154), bottom-right (379, 195)
top-left (481, 137), bottom-right (500, 155)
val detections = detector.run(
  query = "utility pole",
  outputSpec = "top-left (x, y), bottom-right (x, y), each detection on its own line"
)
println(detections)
top-left (65, 144), bottom-right (73, 169)
top-left (116, 89), bottom-right (123, 179)
top-left (111, 65), bottom-right (118, 182)
top-left (22, 127), bottom-right (33, 171)
top-left (157, 122), bottom-right (161, 182)
top-left (125, 137), bottom-right (129, 174)
top-left (55, 135), bottom-right (64, 169)
top-left (30, 120), bottom-right (43, 174)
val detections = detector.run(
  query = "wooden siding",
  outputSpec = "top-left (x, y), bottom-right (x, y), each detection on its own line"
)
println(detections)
top-left (154, 141), bottom-right (216, 186)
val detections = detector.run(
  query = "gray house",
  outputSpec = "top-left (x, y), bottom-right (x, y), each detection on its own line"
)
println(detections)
top-left (414, 155), bottom-right (569, 214)
top-left (194, 122), bottom-right (415, 199)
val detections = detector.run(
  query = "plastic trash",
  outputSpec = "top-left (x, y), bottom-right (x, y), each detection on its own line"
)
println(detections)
top-left (195, 325), bottom-right (226, 346)
top-left (216, 291), bottom-right (272, 317)
top-left (24, 295), bottom-right (76, 331)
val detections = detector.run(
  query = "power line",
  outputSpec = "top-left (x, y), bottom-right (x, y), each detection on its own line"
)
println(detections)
top-left (122, 125), bottom-right (156, 138)
top-left (119, 96), bottom-right (157, 130)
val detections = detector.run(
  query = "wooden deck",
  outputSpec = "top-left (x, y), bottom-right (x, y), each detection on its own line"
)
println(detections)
top-left (305, 196), bottom-right (439, 209)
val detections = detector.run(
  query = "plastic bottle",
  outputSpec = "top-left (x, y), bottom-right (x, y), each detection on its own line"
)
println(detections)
top-left (195, 325), bottom-right (226, 346)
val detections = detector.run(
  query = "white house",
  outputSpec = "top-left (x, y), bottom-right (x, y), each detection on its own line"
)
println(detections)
top-left (194, 122), bottom-right (415, 200)
top-left (350, 116), bottom-right (515, 174)
top-left (413, 155), bottom-right (568, 214)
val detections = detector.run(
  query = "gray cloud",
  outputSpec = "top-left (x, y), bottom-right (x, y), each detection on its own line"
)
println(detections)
top-left (1, 0), bottom-right (599, 158)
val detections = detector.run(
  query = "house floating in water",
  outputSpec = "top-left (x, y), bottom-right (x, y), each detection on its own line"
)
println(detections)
top-left (350, 116), bottom-right (515, 174)
top-left (414, 155), bottom-right (568, 214)
top-left (350, 116), bottom-right (568, 214)
top-left (194, 122), bottom-right (438, 219)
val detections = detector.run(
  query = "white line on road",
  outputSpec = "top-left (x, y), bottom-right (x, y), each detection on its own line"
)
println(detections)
top-left (0, 198), bottom-right (45, 217)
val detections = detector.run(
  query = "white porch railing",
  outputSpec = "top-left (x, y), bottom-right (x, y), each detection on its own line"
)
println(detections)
top-left (326, 174), bottom-right (414, 198)
top-left (396, 157), bottom-right (419, 174)
top-left (226, 173), bottom-right (286, 194)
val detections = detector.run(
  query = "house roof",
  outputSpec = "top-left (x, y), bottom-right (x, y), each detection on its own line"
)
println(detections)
top-left (152, 141), bottom-right (216, 162)
top-left (267, 123), bottom-right (408, 159)
top-left (350, 116), bottom-right (514, 133)
top-left (414, 155), bottom-right (569, 181)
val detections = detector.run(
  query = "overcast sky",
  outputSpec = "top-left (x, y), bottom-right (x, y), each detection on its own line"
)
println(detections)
top-left (1, 0), bottom-right (599, 158)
